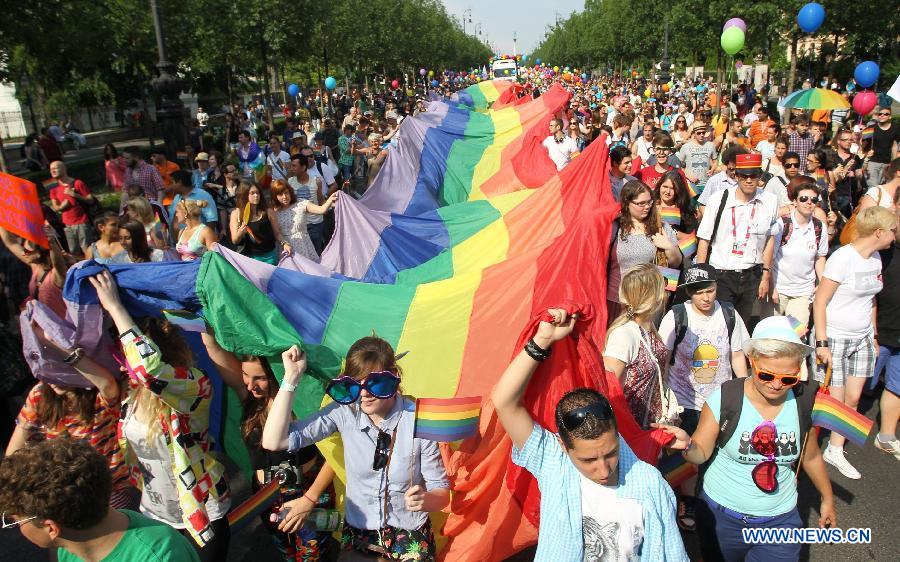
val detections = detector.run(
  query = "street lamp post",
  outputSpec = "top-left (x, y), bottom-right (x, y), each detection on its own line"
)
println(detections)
top-left (150, 0), bottom-right (187, 162)
top-left (462, 8), bottom-right (472, 34)
top-left (659, 18), bottom-right (672, 90)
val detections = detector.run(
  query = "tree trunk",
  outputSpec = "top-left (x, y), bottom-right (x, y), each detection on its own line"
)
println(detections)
top-left (259, 37), bottom-right (273, 132)
top-left (788, 31), bottom-right (798, 96)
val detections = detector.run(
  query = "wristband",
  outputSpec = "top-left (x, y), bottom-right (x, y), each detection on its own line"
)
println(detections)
top-left (281, 381), bottom-right (298, 392)
top-left (524, 338), bottom-right (551, 362)
top-left (815, 340), bottom-right (830, 348)
top-left (680, 436), bottom-right (693, 456)
top-left (302, 494), bottom-right (318, 505)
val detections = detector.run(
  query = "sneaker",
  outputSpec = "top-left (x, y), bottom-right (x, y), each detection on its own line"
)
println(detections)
top-left (823, 445), bottom-right (862, 479)
top-left (874, 437), bottom-right (900, 461)
top-left (677, 496), bottom-right (697, 532)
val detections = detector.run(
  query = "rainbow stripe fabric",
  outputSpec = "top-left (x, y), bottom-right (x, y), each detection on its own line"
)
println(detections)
top-left (861, 127), bottom-right (875, 141)
top-left (60, 82), bottom-right (670, 561)
top-left (414, 397), bottom-right (482, 442)
top-left (658, 451), bottom-right (697, 488)
top-left (660, 206), bottom-right (681, 227)
top-left (162, 309), bottom-right (207, 333)
top-left (677, 231), bottom-right (698, 259)
top-left (811, 392), bottom-right (874, 447)
top-left (786, 315), bottom-right (808, 338)
top-left (658, 266), bottom-right (680, 292)
top-left (227, 479), bottom-right (280, 533)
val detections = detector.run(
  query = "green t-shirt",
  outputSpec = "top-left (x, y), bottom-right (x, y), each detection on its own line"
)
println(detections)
top-left (57, 510), bottom-right (199, 562)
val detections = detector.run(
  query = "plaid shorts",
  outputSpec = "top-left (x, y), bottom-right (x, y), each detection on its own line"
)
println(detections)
top-left (818, 336), bottom-right (877, 387)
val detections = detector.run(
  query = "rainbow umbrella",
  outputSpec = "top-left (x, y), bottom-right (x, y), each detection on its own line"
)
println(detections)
top-left (778, 87), bottom-right (850, 110)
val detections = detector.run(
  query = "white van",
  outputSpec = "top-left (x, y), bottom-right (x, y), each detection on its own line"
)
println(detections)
top-left (491, 59), bottom-right (518, 81)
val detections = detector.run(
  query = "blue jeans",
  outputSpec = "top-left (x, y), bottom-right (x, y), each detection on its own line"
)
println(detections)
top-left (873, 344), bottom-right (900, 394)
top-left (307, 222), bottom-right (325, 255)
top-left (696, 492), bottom-right (802, 562)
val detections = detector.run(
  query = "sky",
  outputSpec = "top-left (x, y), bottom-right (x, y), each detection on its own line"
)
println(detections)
top-left (441, 0), bottom-right (586, 56)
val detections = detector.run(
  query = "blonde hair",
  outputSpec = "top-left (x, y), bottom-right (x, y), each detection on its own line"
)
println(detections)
top-left (126, 196), bottom-right (155, 224)
top-left (131, 386), bottom-right (169, 442)
top-left (606, 263), bottom-right (666, 340)
top-left (745, 339), bottom-right (809, 362)
top-left (179, 198), bottom-right (208, 220)
top-left (856, 205), bottom-right (898, 238)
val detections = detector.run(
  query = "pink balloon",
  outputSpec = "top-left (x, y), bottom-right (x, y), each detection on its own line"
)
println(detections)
top-left (723, 17), bottom-right (746, 33)
top-left (852, 90), bottom-right (878, 116)
top-left (391, 79), bottom-right (399, 89)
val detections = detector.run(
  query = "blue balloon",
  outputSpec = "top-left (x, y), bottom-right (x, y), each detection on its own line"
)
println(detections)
top-left (854, 61), bottom-right (880, 88)
top-left (431, 79), bottom-right (439, 87)
top-left (535, 58), bottom-right (542, 65)
top-left (522, 54), bottom-right (528, 61)
top-left (287, 83), bottom-right (299, 97)
top-left (324, 76), bottom-right (337, 90)
top-left (581, 73), bottom-right (588, 80)
top-left (797, 2), bottom-right (825, 33)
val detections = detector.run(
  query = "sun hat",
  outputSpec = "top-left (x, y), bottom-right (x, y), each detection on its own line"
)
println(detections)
top-left (742, 316), bottom-right (814, 357)
top-left (194, 152), bottom-right (209, 161)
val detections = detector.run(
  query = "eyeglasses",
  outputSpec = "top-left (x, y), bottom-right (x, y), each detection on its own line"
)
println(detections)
top-left (797, 195), bottom-right (821, 204)
top-left (559, 401), bottom-right (614, 432)
top-left (372, 429), bottom-right (392, 470)
top-left (630, 199), bottom-right (654, 207)
top-left (784, 162), bottom-right (800, 169)
top-left (877, 112), bottom-right (891, 116)
top-left (653, 146), bottom-right (673, 152)
top-left (1, 513), bottom-right (37, 529)
top-left (326, 371), bottom-right (401, 404)
top-left (752, 359), bottom-right (801, 387)
top-left (750, 420), bottom-right (780, 493)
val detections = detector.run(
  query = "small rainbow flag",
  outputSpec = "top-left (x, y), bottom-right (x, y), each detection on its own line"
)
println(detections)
top-left (786, 315), bottom-right (808, 338)
top-left (658, 451), bottom-right (697, 488)
top-left (660, 206), bottom-right (681, 227)
top-left (414, 396), bottom-right (481, 442)
top-left (162, 309), bottom-right (207, 333)
top-left (42, 178), bottom-right (59, 192)
top-left (176, 150), bottom-right (188, 161)
top-left (658, 266), bottom-right (680, 292)
top-left (677, 232), bottom-right (698, 259)
top-left (811, 392), bottom-right (874, 447)
top-left (227, 479), bottom-right (280, 533)
top-left (686, 181), bottom-right (698, 198)
top-left (861, 127), bottom-right (874, 141)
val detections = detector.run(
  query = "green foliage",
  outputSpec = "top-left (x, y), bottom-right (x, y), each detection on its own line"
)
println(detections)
top-left (532, 0), bottom-right (897, 88)
top-left (0, 0), bottom-right (491, 122)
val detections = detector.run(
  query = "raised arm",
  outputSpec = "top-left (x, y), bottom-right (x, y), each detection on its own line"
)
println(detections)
top-left (262, 345), bottom-right (305, 451)
top-left (200, 330), bottom-right (247, 400)
top-left (305, 192), bottom-right (338, 215)
top-left (491, 308), bottom-right (576, 449)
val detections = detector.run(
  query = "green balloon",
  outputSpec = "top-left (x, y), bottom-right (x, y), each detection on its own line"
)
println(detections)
top-left (721, 27), bottom-right (745, 55)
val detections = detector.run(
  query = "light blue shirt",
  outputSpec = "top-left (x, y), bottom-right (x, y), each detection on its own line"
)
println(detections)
top-left (169, 187), bottom-right (218, 225)
top-left (702, 387), bottom-right (801, 516)
top-left (288, 396), bottom-right (449, 531)
top-left (511, 423), bottom-right (688, 562)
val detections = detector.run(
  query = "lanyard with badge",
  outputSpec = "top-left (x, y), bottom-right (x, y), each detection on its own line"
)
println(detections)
top-left (731, 200), bottom-right (757, 257)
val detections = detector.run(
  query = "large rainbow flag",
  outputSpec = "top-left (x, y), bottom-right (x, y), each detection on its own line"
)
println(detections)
top-left (56, 81), bottom-right (670, 561)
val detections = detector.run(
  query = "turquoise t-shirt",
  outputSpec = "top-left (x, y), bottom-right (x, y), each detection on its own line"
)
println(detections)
top-left (702, 386), bottom-right (800, 516)
top-left (58, 509), bottom-right (199, 562)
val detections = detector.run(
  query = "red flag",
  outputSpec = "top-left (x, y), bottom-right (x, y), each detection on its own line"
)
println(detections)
top-left (0, 172), bottom-right (49, 249)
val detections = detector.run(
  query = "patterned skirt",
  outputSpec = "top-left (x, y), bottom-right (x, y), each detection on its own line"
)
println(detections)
top-left (341, 519), bottom-right (435, 561)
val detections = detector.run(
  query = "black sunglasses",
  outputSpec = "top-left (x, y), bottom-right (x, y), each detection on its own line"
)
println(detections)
top-left (797, 195), bottom-right (820, 204)
top-left (559, 401), bottom-right (614, 432)
top-left (784, 162), bottom-right (801, 168)
top-left (373, 429), bottom-right (392, 470)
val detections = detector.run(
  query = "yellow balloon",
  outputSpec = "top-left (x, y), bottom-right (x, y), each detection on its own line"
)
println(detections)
top-left (644, 89), bottom-right (651, 97)
top-left (428, 70), bottom-right (434, 77)
top-left (553, 65), bottom-right (559, 72)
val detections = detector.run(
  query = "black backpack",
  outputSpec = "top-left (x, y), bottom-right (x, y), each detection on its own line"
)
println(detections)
top-left (780, 215), bottom-right (823, 249)
top-left (669, 301), bottom-right (736, 366)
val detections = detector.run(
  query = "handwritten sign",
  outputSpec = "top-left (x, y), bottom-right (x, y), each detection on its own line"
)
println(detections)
top-left (0, 172), bottom-right (49, 249)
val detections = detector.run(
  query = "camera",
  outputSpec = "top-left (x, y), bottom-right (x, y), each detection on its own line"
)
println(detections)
top-left (267, 461), bottom-right (302, 486)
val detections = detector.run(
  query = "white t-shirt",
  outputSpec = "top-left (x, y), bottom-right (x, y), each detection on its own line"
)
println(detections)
top-left (822, 245), bottom-right (883, 338)
top-left (603, 321), bottom-right (642, 365)
top-left (755, 140), bottom-right (775, 161)
top-left (633, 137), bottom-right (653, 162)
top-left (543, 135), bottom-right (579, 171)
top-left (773, 213), bottom-right (829, 297)
top-left (764, 175), bottom-right (790, 208)
top-left (267, 150), bottom-right (291, 182)
top-left (864, 185), bottom-right (894, 208)
top-left (696, 188), bottom-right (780, 270)
top-left (658, 302), bottom-right (749, 410)
top-left (580, 473), bottom-right (644, 562)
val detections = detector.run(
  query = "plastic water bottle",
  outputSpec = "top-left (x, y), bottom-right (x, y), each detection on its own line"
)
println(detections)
top-left (270, 508), bottom-right (342, 532)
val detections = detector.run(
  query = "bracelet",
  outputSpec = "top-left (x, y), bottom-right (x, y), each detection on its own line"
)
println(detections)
top-left (302, 494), bottom-right (318, 505)
top-left (281, 381), bottom-right (298, 392)
top-left (680, 436), bottom-right (693, 457)
top-left (524, 338), bottom-right (551, 362)
top-left (63, 348), bottom-right (84, 366)
top-left (815, 340), bottom-right (830, 348)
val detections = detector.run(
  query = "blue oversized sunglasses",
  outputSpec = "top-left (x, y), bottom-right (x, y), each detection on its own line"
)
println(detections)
top-left (326, 371), bottom-right (400, 404)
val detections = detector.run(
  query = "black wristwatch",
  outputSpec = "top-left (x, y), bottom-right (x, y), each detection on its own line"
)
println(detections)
top-left (815, 340), bottom-right (829, 348)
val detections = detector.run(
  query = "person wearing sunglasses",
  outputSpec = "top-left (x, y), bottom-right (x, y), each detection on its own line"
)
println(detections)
top-left (813, 206), bottom-right (899, 480)
top-left (492, 307), bottom-right (688, 562)
top-left (866, 106), bottom-right (898, 188)
top-left (654, 315), bottom-right (836, 562)
top-left (768, 182), bottom-right (829, 332)
top-left (543, 118), bottom-right (580, 171)
top-left (263, 337), bottom-right (450, 561)
top-left (0, 438), bottom-right (200, 561)
top-left (764, 150), bottom-right (801, 210)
